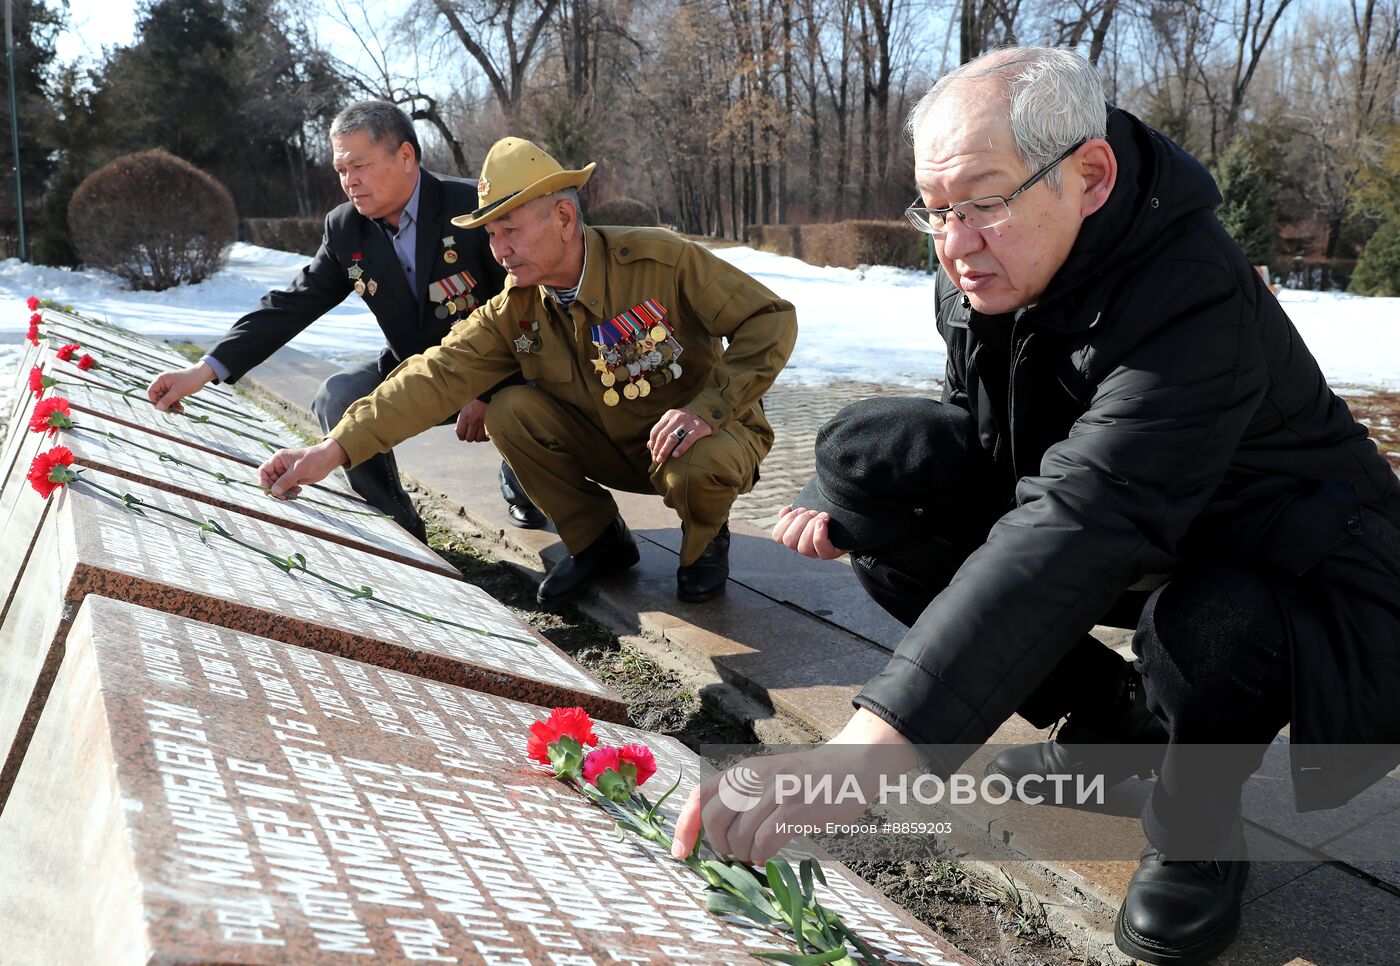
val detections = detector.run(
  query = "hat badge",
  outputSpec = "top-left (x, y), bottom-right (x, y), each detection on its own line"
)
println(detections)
top-left (477, 176), bottom-right (491, 196)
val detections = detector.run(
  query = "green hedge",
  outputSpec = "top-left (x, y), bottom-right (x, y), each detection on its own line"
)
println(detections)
top-left (589, 196), bottom-right (658, 227)
top-left (244, 217), bottom-right (324, 257)
top-left (748, 220), bottom-right (921, 269)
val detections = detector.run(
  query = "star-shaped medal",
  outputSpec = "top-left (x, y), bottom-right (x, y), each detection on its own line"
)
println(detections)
top-left (514, 334), bottom-right (536, 353)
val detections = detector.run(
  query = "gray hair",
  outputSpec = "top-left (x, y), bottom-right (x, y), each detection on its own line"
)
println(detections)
top-left (330, 100), bottom-right (421, 162)
top-left (906, 46), bottom-right (1106, 191)
top-left (531, 187), bottom-right (585, 235)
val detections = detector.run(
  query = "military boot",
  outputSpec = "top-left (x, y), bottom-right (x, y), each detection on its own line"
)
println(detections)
top-left (1115, 824), bottom-right (1249, 965)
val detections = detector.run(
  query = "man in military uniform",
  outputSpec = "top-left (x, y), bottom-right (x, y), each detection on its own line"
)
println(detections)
top-left (146, 100), bottom-right (544, 539)
top-left (258, 137), bottom-right (797, 603)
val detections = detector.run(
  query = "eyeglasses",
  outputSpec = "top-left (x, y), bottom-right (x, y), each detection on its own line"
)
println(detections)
top-left (905, 138), bottom-right (1088, 236)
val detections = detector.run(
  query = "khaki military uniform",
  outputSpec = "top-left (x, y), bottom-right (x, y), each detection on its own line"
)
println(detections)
top-left (329, 225), bottom-right (798, 564)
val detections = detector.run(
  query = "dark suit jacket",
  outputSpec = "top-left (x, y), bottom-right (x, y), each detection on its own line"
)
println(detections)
top-left (210, 169), bottom-right (506, 384)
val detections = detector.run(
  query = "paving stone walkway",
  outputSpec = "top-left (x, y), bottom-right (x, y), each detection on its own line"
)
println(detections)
top-left (731, 379), bottom-right (934, 531)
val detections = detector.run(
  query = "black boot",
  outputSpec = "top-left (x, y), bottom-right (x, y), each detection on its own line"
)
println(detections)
top-left (499, 461), bottom-right (548, 529)
top-left (536, 517), bottom-right (639, 603)
top-left (986, 664), bottom-right (1167, 786)
top-left (676, 523), bottom-right (730, 603)
top-left (1115, 835), bottom-right (1249, 965)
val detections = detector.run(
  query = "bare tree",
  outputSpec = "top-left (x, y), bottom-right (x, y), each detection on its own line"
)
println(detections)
top-left (427, 0), bottom-right (562, 123)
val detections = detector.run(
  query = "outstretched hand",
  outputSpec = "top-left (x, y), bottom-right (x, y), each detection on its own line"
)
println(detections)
top-left (670, 709), bottom-right (916, 866)
top-left (147, 362), bottom-right (215, 414)
top-left (258, 439), bottom-right (348, 500)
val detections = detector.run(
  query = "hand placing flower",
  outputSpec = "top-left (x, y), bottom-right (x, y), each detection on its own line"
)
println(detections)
top-left (27, 447), bottom-right (78, 498)
top-left (55, 343), bottom-right (81, 361)
top-left (28, 397), bottom-right (74, 437)
top-left (523, 707), bottom-right (887, 964)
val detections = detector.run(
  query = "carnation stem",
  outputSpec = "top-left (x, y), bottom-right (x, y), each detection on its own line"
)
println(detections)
top-left (69, 422), bottom-right (388, 520)
top-left (49, 375), bottom-right (283, 451)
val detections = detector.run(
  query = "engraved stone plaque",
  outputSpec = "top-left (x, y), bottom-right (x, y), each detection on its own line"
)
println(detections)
top-left (46, 341), bottom-right (288, 427)
top-left (24, 355), bottom-right (360, 499)
top-left (0, 597), bottom-right (971, 966)
top-left (0, 467), bottom-right (624, 810)
top-left (46, 406), bottom-right (460, 578)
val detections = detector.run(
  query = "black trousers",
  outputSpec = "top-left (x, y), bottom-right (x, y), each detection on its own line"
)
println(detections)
top-left (845, 400), bottom-right (1292, 851)
top-left (312, 359), bottom-right (423, 534)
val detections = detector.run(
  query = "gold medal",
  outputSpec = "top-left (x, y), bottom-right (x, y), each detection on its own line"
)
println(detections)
top-left (367, 279), bottom-right (378, 296)
top-left (600, 371), bottom-right (616, 387)
top-left (637, 378), bottom-right (651, 397)
top-left (603, 388), bottom-right (620, 406)
top-left (354, 280), bottom-right (367, 296)
top-left (444, 249), bottom-right (458, 264)
top-left (445, 299), bottom-right (457, 314)
top-left (650, 324), bottom-right (666, 341)
top-left (623, 382), bottom-right (640, 400)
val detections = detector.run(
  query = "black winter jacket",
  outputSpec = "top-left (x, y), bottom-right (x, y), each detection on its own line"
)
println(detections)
top-left (855, 108), bottom-right (1400, 808)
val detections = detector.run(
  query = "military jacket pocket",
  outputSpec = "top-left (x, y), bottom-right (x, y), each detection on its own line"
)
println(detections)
top-left (518, 351), bottom-right (574, 384)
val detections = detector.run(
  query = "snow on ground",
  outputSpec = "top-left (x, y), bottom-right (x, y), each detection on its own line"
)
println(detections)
top-left (0, 242), bottom-right (1397, 417)
top-left (713, 246), bottom-right (946, 388)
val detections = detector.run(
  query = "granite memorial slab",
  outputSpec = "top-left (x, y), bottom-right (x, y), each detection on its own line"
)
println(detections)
top-left (32, 402), bottom-right (460, 578)
top-left (20, 355), bottom-right (361, 499)
top-left (42, 344), bottom-right (291, 432)
top-left (35, 311), bottom-right (252, 407)
top-left (0, 595), bottom-right (971, 965)
top-left (0, 466), bottom-right (625, 810)
top-left (38, 309), bottom-right (200, 365)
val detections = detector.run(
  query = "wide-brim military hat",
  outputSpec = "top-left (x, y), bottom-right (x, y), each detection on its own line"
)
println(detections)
top-left (452, 137), bottom-right (596, 229)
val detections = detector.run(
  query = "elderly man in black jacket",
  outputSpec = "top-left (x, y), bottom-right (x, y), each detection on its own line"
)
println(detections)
top-left (146, 99), bottom-right (543, 538)
top-left (672, 45), bottom-right (1400, 965)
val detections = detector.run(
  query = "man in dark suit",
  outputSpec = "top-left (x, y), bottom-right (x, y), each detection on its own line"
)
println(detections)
top-left (147, 99), bottom-right (545, 539)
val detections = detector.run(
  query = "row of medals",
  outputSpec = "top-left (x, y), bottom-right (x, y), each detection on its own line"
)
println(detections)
top-left (593, 322), bottom-right (684, 407)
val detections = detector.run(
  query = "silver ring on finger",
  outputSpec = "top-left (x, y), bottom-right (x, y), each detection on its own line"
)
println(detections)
top-left (672, 427), bottom-right (688, 442)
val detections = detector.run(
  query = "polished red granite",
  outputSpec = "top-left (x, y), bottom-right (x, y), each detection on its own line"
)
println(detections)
top-left (0, 596), bottom-right (972, 965)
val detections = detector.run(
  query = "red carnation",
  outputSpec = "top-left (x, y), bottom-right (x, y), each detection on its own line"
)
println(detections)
top-left (26, 296), bottom-right (39, 311)
top-left (28, 397), bottom-right (73, 437)
top-left (77, 353), bottom-right (96, 371)
top-left (55, 342), bottom-right (80, 361)
top-left (582, 746), bottom-right (621, 784)
top-left (526, 707), bottom-right (599, 765)
top-left (583, 742), bottom-right (658, 802)
top-left (619, 743), bottom-right (657, 787)
top-left (29, 312), bottom-right (41, 326)
top-left (26, 319), bottom-right (39, 345)
top-left (583, 743), bottom-right (657, 788)
top-left (27, 446), bottom-right (77, 498)
top-left (28, 366), bottom-right (55, 398)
